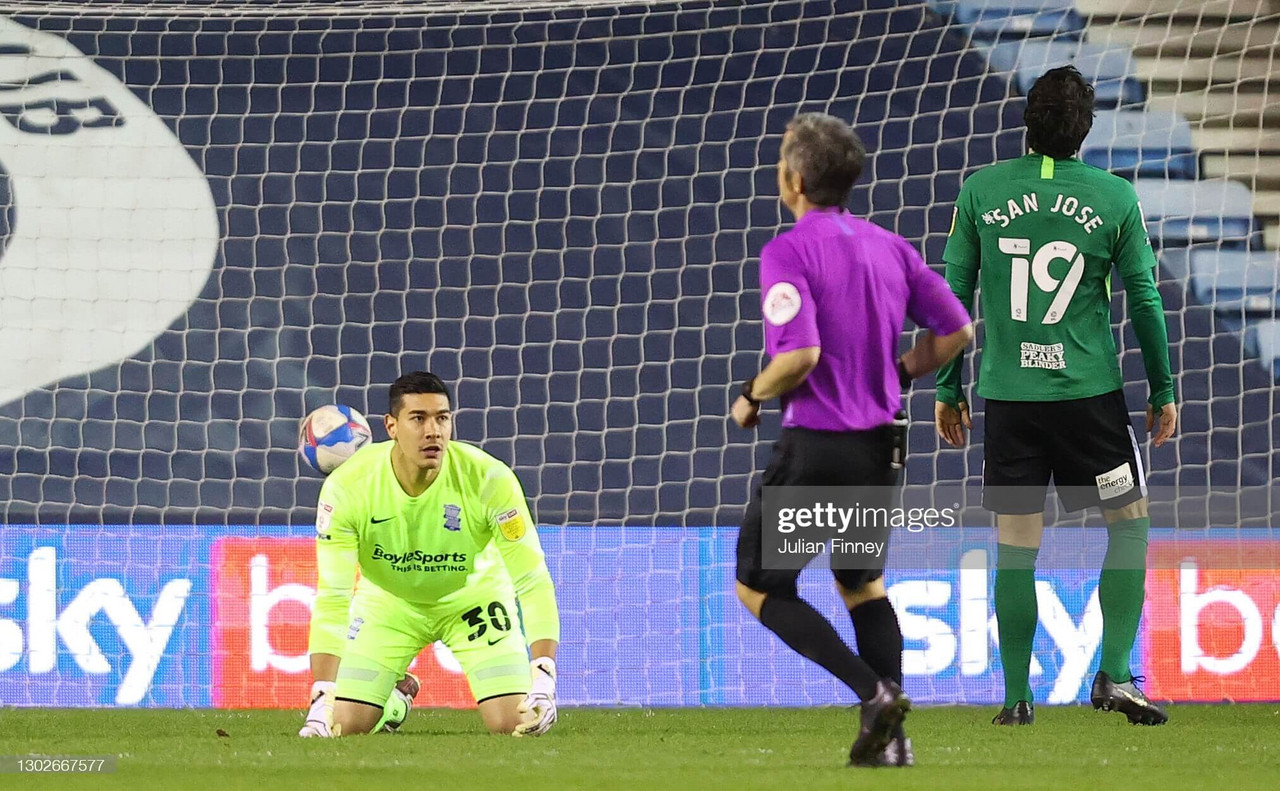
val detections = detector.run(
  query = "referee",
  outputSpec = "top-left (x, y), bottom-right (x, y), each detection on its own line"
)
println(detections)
top-left (732, 113), bottom-right (973, 768)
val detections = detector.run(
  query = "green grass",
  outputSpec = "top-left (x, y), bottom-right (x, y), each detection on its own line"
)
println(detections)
top-left (2, 706), bottom-right (1278, 790)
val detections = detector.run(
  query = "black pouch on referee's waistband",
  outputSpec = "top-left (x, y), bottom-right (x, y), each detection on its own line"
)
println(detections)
top-left (890, 410), bottom-right (909, 470)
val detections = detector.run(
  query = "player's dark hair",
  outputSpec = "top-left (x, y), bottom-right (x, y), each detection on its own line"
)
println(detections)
top-left (782, 113), bottom-right (865, 207)
top-left (388, 371), bottom-right (451, 417)
top-left (1024, 66), bottom-right (1095, 159)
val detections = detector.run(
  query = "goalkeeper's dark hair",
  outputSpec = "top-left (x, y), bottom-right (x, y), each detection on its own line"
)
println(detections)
top-left (388, 371), bottom-right (451, 416)
top-left (782, 112), bottom-right (865, 207)
top-left (1024, 66), bottom-right (1095, 159)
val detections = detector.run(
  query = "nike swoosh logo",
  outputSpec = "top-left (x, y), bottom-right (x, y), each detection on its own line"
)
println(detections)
top-left (371, 516), bottom-right (396, 524)
top-left (486, 636), bottom-right (506, 646)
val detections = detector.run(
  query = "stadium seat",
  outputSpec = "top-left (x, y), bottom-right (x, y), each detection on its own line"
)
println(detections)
top-left (1134, 178), bottom-right (1257, 248)
top-left (925, 0), bottom-right (1073, 19)
top-left (1081, 110), bottom-right (1197, 180)
top-left (951, 0), bottom-right (1086, 42)
top-left (1157, 248), bottom-right (1193, 279)
top-left (1169, 249), bottom-right (1280, 314)
top-left (987, 41), bottom-right (1145, 106)
top-left (924, 0), bottom-right (964, 17)
top-left (1246, 320), bottom-right (1280, 379)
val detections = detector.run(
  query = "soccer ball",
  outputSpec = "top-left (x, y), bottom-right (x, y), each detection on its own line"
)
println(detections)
top-left (299, 404), bottom-right (373, 474)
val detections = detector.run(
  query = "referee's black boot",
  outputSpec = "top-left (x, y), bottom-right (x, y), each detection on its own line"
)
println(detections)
top-left (848, 679), bottom-right (911, 767)
top-left (874, 732), bottom-right (915, 767)
top-left (992, 700), bottom-right (1034, 726)
top-left (1091, 671), bottom-right (1168, 725)
top-left (892, 735), bottom-right (915, 767)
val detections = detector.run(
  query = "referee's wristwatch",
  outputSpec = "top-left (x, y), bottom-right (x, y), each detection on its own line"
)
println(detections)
top-left (741, 378), bottom-right (760, 406)
top-left (896, 357), bottom-right (913, 390)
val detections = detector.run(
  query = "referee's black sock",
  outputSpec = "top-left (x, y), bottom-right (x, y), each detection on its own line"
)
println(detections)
top-left (849, 596), bottom-right (903, 686)
top-left (758, 595), bottom-right (880, 701)
top-left (850, 596), bottom-right (905, 739)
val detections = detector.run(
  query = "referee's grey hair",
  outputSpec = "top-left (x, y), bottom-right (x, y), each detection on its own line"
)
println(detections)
top-left (782, 113), bottom-right (865, 207)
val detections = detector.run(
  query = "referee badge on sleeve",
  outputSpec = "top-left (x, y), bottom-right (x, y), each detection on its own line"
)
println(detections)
top-left (497, 508), bottom-right (526, 540)
top-left (763, 282), bottom-right (802, 326)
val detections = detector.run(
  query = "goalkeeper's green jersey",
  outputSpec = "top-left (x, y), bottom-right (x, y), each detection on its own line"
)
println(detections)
top-left (307, 439), bottom-right (559, 656)
top-left (936, 153), bottom-right (1174, 406)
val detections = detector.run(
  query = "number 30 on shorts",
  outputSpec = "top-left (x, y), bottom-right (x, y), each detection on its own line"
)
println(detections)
top-left (460, 601), bottom-right (513, 641)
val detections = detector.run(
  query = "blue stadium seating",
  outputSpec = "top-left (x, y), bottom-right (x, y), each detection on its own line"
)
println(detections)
top-left (1246, 321), bottom-right (1280, 380)
top-left (1081, 110), bottom-right (1197, 179)
top-left (950, 0), bottom-right (1086, 42)
top-left (1134, 178), bottom-right (1257, 248)
top-left (927, 0), bottom-right (1073, 20)
top-left (1163, 249), bottom-right (1280, 314)
top-left (987, 41), bottom-right (1145, 106)
top-left (967, 11), bottom-right (1086, 42)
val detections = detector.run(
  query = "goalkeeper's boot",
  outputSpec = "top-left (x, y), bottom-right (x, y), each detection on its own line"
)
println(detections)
top-left (848, 679), bottom-right (911, 767)
top-left (992, 700), bottom-right (1034, 726)
top-left (381, 672), bottom-right (420, 734)
top-left (1091, 671), bottom-right (1168, 726)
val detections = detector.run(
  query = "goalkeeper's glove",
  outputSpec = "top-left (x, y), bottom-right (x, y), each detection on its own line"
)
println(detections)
top-left (513, 657), bottom-right (557, 737)
top-left (298, 680), bottom-right (335, 737)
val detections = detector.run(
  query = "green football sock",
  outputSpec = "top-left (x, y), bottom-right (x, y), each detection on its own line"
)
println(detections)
top-left (371, 688), bottom-right (409, 734)
top-left (1098, 517), bottom-right (1150, 683)
top-left (995, 543), bottom-right (1039, 708)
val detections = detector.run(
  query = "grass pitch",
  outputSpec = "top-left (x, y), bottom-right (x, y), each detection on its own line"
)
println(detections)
top-left (2, 705), bottom-right (1278, 790)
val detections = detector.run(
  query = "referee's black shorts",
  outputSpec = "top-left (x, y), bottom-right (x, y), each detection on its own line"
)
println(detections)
top-left (982, 389), bottom-right (1148, 515)
top-left (736, 425), bottom-right (900, 598)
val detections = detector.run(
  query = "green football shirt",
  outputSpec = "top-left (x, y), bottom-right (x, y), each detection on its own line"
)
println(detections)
top-left (937, 153), bottom-right (1171, 404)
top-left (307, 439), bottom-right (559, 656)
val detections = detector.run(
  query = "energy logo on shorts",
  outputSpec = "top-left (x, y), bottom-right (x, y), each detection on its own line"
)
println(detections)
top-left (1095, 463), bottom-right (1135, 500)
top-left (0, 19), bottom-right (218, 408)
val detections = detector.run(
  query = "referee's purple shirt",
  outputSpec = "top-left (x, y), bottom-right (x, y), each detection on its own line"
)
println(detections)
top-left (760, 207), bottom-right (970, 432)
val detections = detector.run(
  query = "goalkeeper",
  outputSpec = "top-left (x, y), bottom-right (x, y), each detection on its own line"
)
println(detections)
top-left (298, 371), bottom-right (560, 737)
top-left (935, 67), bottom-right (1175, 727)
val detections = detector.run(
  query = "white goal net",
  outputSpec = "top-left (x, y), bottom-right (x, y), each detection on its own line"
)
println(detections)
top-left (0, 0), bottom-right (1276, 709)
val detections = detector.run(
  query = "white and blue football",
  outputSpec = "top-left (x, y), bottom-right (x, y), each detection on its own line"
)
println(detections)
top-left (299, 404), bottom-right (373, 474)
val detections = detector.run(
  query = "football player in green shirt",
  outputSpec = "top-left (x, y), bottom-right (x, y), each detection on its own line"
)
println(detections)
top-left (298, 371), bottom-right (560, 737)
top-left (935, 67), bottom-right (1177, 726)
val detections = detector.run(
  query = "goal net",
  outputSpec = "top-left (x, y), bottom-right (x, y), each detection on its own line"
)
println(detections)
top-left (0, 0), bottom-right (1276, 708)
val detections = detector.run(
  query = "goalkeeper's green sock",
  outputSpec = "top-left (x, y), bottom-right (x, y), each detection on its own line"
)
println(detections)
top-left (995, 543), bottom-right (1039, 708)
top-left (1098, 517), bottom-right (1150, 683)
top-left (371, 688), bottom-right (409, 733)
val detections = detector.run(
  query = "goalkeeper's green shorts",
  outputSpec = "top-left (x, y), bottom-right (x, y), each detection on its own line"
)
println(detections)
top-left (335, 580), bottom-right (532, 707)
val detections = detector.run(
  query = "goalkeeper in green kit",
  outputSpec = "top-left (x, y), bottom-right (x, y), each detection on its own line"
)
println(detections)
top-left (935, 67), bottom-right (1176, 726)
top-left (298, 371), bottom-right (560, 737)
